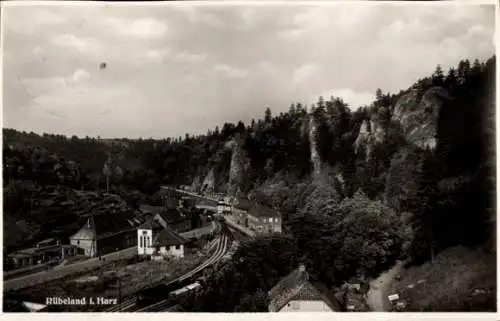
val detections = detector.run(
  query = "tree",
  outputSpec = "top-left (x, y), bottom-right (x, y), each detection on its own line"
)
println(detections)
top-left (457, 59), bottom-right (471, 79)
top-left (264, 107), bottom-right (272, 123)
top-left (408, 149), bottom-right (439, 263)
top-left (290, 188), bottom-right (407, 284)
top-left (432, 64), bottom-right (444, 86)
top-left (445, 68), bottom-right (457, 89)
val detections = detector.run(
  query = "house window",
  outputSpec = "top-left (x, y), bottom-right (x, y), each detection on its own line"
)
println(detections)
top-left (175, 244), bottom-right (181, 250)
top-left (140, 236), bottom-right (143, 248)
top-left (77, 240), bottom-right (80, 245)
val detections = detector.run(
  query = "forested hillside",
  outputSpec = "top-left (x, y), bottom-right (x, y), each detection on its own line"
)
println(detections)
top-left (3, 56), bottom-right (495, 310)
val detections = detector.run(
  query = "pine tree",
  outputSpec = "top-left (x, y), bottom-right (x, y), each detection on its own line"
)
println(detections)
top-left (432, 64), bottom-right (444, 85)
top-left (445, 68), bottom-right (457, 89)
top-left (264, 107), bottom-right (272, 123)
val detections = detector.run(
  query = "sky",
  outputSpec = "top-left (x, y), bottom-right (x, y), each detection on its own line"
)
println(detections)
top-left (2, 3), bottom-right (496, 139)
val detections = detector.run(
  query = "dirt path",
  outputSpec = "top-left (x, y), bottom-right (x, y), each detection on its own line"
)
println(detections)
top-left (366, 260), bottom-right (406, 311)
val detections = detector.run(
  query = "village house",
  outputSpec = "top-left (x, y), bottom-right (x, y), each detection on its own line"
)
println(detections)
top-left (140, 205), bottom-right (192, 233)
top-left (69, 214), bottom-right (140, 257)
top-left (158, 187), bottom-right (187, 208)
top-left (153, 227), bottom-right (187, 259)
top-left (246, 203), bottom-right (282, 235)
top-left (137, 219), bottom-right (163, 256)
top-left (6, 238), bottom-right (64, 270)
top-left (61, 244), bottom-right (85, 259)
top-left (232, 198), bottom-right (252, 225)
top-left (268, 264), bottom-right (341, 312)
top-left (216, 199), bottom-right (232, 215)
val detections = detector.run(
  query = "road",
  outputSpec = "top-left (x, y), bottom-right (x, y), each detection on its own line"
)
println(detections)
top-left (366, 260), bottom-right (406, 311)
top-left (106, 224), bottom-right (232, 312)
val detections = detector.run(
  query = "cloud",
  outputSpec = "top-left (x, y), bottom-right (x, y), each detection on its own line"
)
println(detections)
top-left (21, 68), bottom-right (92, 97)
top-left (144, 48), bottom-right (206, 64)
top-left (69, 68), bottom-right (92, 83)
top-left (277, 28), bottom-right (304, 40)
top-left (4, 8), bottom-right (69, 34)
top-left (144, 47), bottom-right (173, 62)
top-left (173, 52), bottom-right (207, 64)
top-left (51, 34), bottom-right (103, 55)
top-left (292, 63), bottom-right (320, 84)
top-left (34, 9), bottom-right (70, 25)
top-left (3, 4), bottom-right (495, 138)
top-left (313, 88), bottom-right (376, 110)
top-left (214, 64), bottom-right (249, 79)
top-left (171, 6), bottom-right (225, 28)
top-left (104, 17), bottom-right (168, 39)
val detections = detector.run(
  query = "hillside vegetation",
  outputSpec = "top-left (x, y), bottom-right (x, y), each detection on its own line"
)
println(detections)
top-left (3, 56), bottom-right (495, 311)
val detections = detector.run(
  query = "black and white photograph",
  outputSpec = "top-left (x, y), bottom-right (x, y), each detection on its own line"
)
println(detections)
top-left (1, 1), bottom-right (497, 314)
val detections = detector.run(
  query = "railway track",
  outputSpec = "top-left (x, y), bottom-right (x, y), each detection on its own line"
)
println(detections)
top-left (106, 224), bottom-right (232, 312)
top-left (136, 229), bottom-right (232, 312)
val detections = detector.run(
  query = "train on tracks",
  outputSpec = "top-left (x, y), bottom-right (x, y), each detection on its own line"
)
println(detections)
top-left (136, 276), bottom-right (205, 309)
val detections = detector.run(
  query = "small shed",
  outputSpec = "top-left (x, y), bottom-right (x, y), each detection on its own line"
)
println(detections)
top-left (154, 228), bottom-right (187, 259)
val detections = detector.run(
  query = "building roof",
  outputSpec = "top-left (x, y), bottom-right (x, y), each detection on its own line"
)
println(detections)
top-left (71, 214), bottom-right (140, 241)
top-left (154, 227), bottom-right (187, 246)
top-left (268, 265), bottom-right (341, 312)
top-left (234, 198), bottom-right (252, 211)
top-left (248, 203), bottom-right (280, 218)
top-left (140, 205), bottom-right (165, 214)
top-left (157, 208), bottom-right (187, 224)
top-left (93, 214), bottom-right (139, 239)
top-left (37, 238), bottom-right (57, 244)
top-left (139, 216), bottom-right (163, 230)
top-left (9, 244), bottom-right (61, 258)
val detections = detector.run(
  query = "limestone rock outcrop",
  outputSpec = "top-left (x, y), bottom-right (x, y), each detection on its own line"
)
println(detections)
top-left (392, 86), bottom-right (452, 150)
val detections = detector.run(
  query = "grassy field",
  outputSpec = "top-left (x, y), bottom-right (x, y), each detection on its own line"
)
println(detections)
top-left (388, 246), bottom-right (496, 312)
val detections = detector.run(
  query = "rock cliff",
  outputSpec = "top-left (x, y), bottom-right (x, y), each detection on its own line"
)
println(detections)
top-left (308, 116), bottom-right (322, 179)
top-left (383, 86), bottom-right (452, 210)
top-left (354, 108), bottom-right (387, 160)
top-left (200, 168), bottom-right (216, 194)
top-left (227, 138), bottom-right (250, 196)
top-left (392, 86), bottom-right (451, 150)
